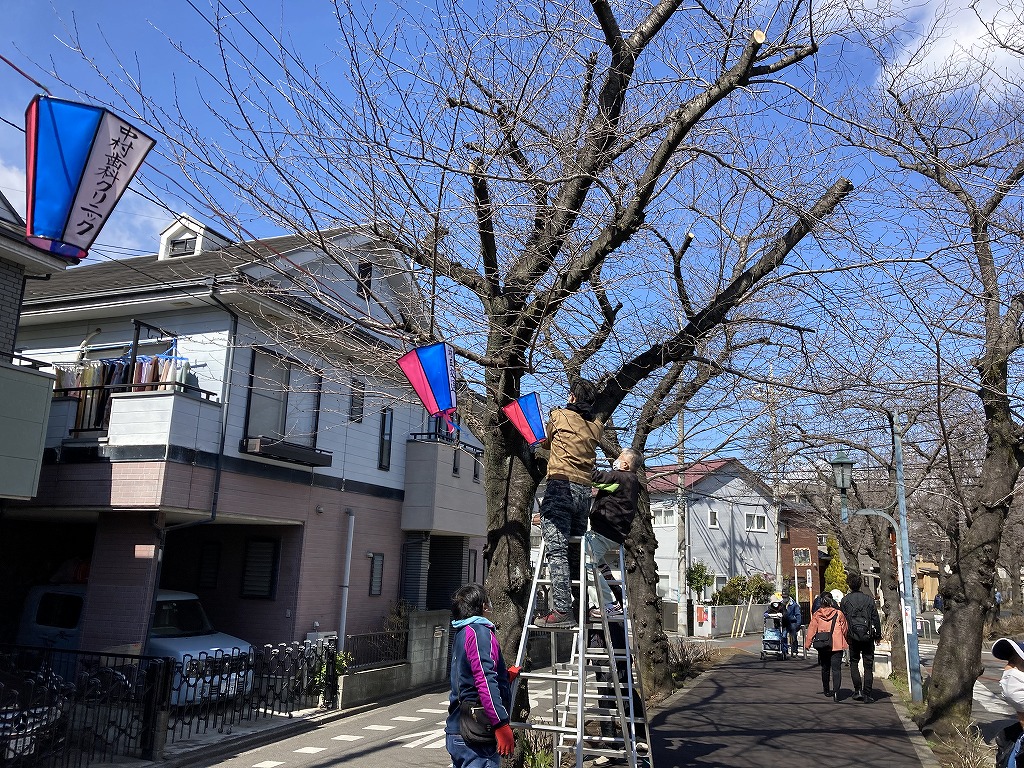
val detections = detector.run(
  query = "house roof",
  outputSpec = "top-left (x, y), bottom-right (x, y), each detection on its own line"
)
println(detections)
top-left (22, 228), bottom-right (361, 304)
top-left (647, 458), bottom-right (739, 494)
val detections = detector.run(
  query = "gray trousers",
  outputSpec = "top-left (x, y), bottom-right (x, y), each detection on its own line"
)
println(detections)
top-left (539, 479), bottom-right (591, 615)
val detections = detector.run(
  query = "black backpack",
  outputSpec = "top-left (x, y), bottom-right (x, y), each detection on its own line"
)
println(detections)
top-left (844, 594), bottom-right (876, 643)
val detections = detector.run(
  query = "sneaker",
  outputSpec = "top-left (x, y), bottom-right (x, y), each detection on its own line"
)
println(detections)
top-left (862, 690), bottom-right (873, 703)
top-left (535, 610), bottom-right (575, 628)
top-left (852, 690), bottom-right (864, 702)
top-left (605, 602), bottom-right (623, 617)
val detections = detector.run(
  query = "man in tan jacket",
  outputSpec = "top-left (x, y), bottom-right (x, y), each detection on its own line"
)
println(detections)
top-left (535, 379), bottom-right (604, 628)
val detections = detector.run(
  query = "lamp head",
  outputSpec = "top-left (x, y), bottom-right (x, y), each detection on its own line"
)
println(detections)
top-left (830, 451), bottom-right (854, 493)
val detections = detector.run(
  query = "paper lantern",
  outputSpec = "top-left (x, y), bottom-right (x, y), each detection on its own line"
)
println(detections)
top-left (502, 392), bottom-right (547, 446)
top-left (398, 342), bottom-right (457, 429)
top-left (25, 95), bottom-right (155, 261)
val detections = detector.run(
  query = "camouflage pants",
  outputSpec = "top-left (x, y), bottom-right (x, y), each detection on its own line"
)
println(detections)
top-left (539, 479), bottom-right (591, 615)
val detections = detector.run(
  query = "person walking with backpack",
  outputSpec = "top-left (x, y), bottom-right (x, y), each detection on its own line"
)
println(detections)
top-left (805, 592), bottom-right (849, 701)
top-left (840, 572), bottom-right (882, 702)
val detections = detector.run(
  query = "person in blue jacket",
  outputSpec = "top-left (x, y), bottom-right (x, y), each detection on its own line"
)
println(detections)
top-left (446, 583), bottom-right (516, 766)
top-left (782, 591), bottom-right (802, 659)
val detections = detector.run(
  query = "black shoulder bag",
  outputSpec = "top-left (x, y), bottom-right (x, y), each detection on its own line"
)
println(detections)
top-left (811, 614), bottom-right (838, 651)
top-left (459, 696), bottom-right (497, 747)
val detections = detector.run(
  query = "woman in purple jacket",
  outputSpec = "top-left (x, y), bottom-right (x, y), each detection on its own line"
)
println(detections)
top-left (446, 584), bottom-right (515, 766)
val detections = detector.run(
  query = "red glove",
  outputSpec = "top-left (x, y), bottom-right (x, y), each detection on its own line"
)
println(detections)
top-left (495, 723), bottom-right (515, 756)
top-left (507, 665), bottom-right (521, 682)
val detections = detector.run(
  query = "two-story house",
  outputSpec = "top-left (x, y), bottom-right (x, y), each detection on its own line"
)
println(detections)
top-left (4, 213), bottom-right (487, 654)
top-left (649, 459), bottom-right (779, 607)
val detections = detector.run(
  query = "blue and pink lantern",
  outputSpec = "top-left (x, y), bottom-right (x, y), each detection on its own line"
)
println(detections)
top-left (398, 342), bottom-right (458, 431)
top-left (25, 95), bottom-right (155, 261)
top-left (502, 392), bottom-right (547, 446)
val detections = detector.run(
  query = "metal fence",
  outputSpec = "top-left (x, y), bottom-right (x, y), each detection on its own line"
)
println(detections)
top-left (344, 631), bottom-right (409, 671)
top-left (0, 639), bottom-right (338, 768)
top-left (0, 644), bottom-right (168, 768)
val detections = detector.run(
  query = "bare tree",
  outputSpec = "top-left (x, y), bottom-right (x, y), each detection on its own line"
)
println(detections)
top-left (42, 0), bottom-right (867, 706)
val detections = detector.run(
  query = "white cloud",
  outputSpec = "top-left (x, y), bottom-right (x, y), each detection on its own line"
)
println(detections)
top-left (0, 157), bottom-right (167, 257)
top-left (0, 160), bottom-right (26, 218)
top-left (897, 0), bottom-right (1024, 77)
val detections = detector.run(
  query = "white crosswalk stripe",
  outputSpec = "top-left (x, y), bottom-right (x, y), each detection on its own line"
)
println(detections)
top-left (975, 680), bottom-right (1014, 714)
top-left (391, 728), bottom-right (446, 748)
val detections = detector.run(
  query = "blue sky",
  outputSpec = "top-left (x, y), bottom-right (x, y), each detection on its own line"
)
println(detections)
top-left (1, 0), bottom-right (1016, 259)
top-left (0, 1), bottom-right (349, 256)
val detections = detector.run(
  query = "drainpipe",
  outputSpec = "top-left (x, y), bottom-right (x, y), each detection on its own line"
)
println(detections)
top-left (338, 508), bottom-right (356, 648)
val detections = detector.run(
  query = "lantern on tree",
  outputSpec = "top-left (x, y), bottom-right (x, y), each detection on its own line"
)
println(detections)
top-left (397, 342), bottom-right (458, 431)
top-left (502, 392), bottom-right (547, 446)
top-left (25, 95), bottom-right (155, 261)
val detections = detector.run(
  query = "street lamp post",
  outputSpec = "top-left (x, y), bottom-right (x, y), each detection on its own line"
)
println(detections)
top-left (830, 441), bottom-right (923, 703)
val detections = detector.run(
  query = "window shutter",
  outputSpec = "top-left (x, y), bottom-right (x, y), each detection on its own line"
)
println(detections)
top-left (242, 539), bottom-right (279, 598)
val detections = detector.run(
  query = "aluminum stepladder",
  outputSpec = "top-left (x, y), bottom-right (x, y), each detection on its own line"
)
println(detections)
top-left (509, 535), bottom-right (652, 768)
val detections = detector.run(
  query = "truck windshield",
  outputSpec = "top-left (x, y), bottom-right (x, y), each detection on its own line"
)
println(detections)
top-left (150, 599), bottom-right (215, 637)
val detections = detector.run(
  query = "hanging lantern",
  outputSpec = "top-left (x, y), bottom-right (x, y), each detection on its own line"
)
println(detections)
top-left (25, 95), bottom-right (155, 261)
top-left (398, 342), bottom-right (458, 430)
top-left (502, 392), bottom-right (547, 446)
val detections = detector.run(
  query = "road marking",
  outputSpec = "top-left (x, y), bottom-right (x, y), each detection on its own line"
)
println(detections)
top-left (424, 737), bottom-right (447, 748)
top-left (417, 708), bottom-right (447, 713)
top-left (392, 716), bottom-right (423, 722)
top-left (975, 680), bottom-right (1013, 714)
top-left (293, 747), bottom-right (327, 754)
top-left (331, 735), bottom-right (364, 741)
top-left (363, 724), bottom-right (397, 731)
top-left (253, 762), bottom-right (284, 768)
top-left (391, 728), bottom-right (446, 748)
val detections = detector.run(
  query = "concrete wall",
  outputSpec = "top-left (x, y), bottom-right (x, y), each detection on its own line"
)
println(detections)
top-left (692, 603), bottom-right (770, 638)
top-left (338, 609), bottom-right (450, 708)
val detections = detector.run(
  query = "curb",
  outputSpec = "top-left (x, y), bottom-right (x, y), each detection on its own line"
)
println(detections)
top-left (878, 679), bottom-right (942, 768)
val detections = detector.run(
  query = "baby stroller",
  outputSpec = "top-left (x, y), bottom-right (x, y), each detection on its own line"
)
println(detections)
top-left (760, 600), bottom-right (787, 660)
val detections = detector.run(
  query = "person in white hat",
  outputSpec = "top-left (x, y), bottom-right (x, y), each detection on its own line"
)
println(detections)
top-left (992, 635), bottom-right (1024, 768)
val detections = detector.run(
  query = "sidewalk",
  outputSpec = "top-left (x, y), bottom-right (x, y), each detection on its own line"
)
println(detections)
top-left (649, 638), bottom-right (939, 768)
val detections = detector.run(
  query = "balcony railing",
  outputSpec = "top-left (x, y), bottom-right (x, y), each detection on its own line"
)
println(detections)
top-left (54, 383), bottom-right (217, 436)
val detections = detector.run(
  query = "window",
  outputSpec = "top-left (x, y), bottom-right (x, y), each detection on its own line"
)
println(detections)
top-left (241, 539), bottom-right (279, 598)
top-left (714, 576), bottom-right (728, 599)
top-left (35, 593), bottom-right (83, 629)
top-left (197, 542), bottom-right (222, 590)
top-left (246, 350), bottom-right (321, 447)
top-left (452, 446), bottom-right (460, 476)
top-left (468, 549), bottom-right (478, 582)
top-left (378, 407), bottom-right (393, 471)
top-left (779, 520), bottom-right (789, 541)
top-left (708, 508), bottom-right (719, 528)
top-left (357, 261), bottom-right (372, 299)
top-left (369, 553), bottom-right (384, 596)
top-left (793, 548), bottom-right (812, 567)
top-left (473, 457), bottom-right (481, 483)
top-left (745, 513), bottom-right (768, 532)
top-left (349, 378), bottom-right (365, 423)
top-left (169, 236), bottom-right (196, 255)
